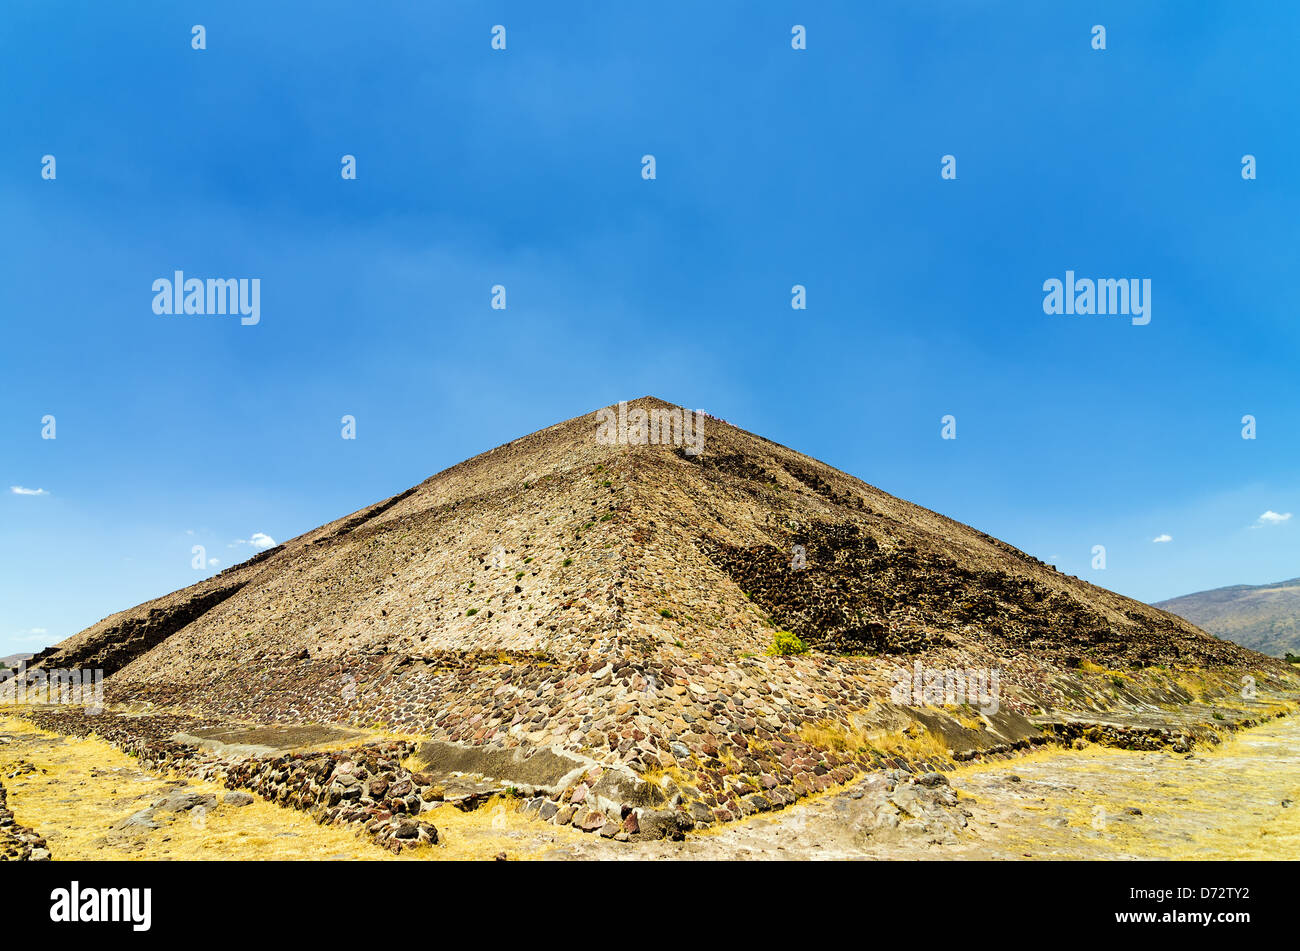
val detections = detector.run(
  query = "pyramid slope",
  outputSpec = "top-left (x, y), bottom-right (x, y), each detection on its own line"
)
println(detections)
top-left (36, 396), bottom-right (1263, 683)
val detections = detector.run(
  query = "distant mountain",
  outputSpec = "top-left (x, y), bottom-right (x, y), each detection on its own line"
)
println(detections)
top-left (0, 653), bottom-right (33, 669)
top-left (1155, 579), bottom-right (1300, 658)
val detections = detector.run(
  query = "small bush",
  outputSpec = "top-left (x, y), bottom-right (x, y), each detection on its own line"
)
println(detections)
top-left (563, 558), bottom-right (573, 567)
top-left (466, 608), bottom-right (478, 616)
top-left (659, 608), bottom-right (674, 618)
top-left (766, 630), bottom-right (808, 656)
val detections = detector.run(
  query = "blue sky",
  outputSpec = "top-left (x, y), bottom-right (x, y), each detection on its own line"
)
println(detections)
top-left (3, 2), bottom-right (1298, 657)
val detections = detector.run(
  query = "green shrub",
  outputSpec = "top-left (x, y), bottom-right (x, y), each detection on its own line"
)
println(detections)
top-left (766, 630), bottom-right (808, 656)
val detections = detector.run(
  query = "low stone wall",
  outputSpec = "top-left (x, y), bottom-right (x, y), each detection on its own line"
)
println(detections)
top-left (1036, 709), bottom-right (1288, 754)
top-left (100, 650), bottom-right (1053, 830)
top-left (0, 779), bottom-right (48, 861)
top-left (17, 657), bottom-right (1296, 847)
top-left (23, 708), bottom-right (437, 854)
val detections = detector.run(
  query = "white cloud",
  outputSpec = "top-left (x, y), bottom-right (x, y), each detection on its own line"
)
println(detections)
top-left (1152, 534), bottom-right (1172, 543)
top-left (207, 558), bottom-right (220, 567)
top-left (233, 532), bottom-right (277, 549)
top-left (1255, 510), bottom-right (1292, 526)
top-left (9, 486), bottom-right (48, 496)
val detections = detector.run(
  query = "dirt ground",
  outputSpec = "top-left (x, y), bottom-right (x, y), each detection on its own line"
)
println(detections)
top-left (3, 712), bottom-right (1297, 861)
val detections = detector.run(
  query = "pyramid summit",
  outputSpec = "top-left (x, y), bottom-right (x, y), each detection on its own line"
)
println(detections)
top-left (20, 397), bottom-right (1289, 831)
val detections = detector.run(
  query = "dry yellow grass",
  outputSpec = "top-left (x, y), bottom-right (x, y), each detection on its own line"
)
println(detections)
top-left (0, 715), bottom-right (585, 861)
top-left (870, 723), bottom-right (952, 762)
top-left (798, 719), bottom-right (862, 752)
top-left (941, 704), bottom-right (985, 731)
top-left (798, 717), bottom-right (951, 763)
top-left (0, 716), bottom-right (400, 860)
top-left (637, 762), bottom-right (690, 790)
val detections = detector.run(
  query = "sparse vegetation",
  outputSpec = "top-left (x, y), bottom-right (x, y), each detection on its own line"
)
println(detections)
top-left (871, 723), bottom-right (952, 762)
top-left (797, 718), bottom-right (951, 763)
top-left (943, 703), bottom-right (984, 731)
top-left (799, 719), bottom-right (860, 752)
top-left (466, 608), bottom-right (478, 616)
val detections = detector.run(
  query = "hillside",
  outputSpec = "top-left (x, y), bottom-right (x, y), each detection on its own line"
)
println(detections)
top-left (1155, 579), bottom-right (1300, 658)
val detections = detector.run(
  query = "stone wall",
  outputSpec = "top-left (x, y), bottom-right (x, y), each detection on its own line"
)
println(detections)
top-left (0, 778), bottom-right (48, 861)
